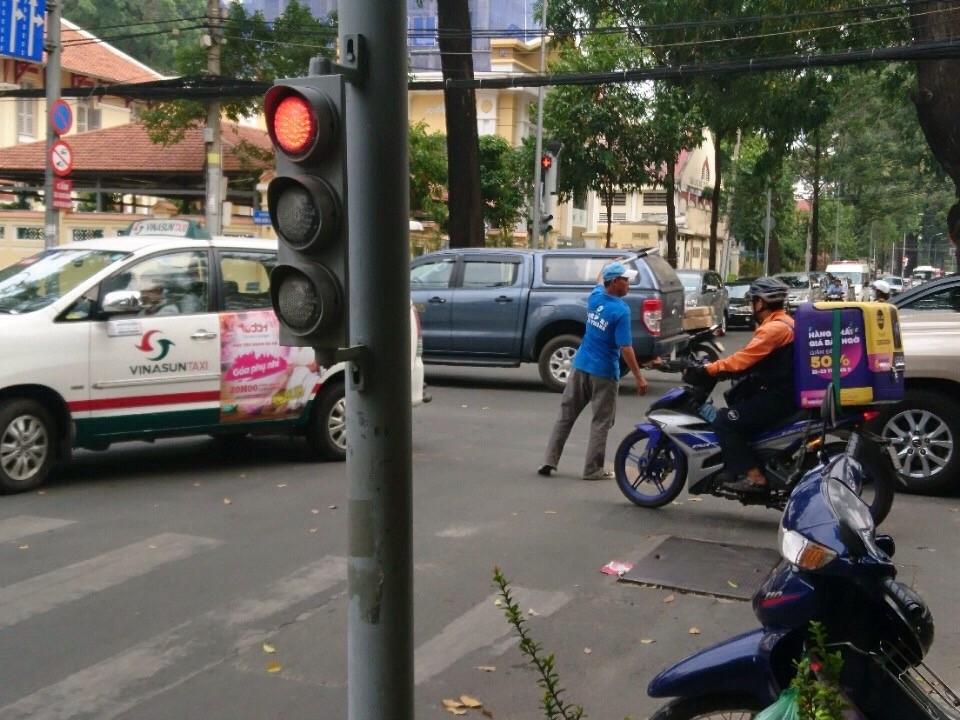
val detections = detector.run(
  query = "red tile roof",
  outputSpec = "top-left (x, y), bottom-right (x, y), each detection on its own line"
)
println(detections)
top-left (58, 19), bottom-right (165, 84)
top-left (0, 121), bottom-right (272, 176)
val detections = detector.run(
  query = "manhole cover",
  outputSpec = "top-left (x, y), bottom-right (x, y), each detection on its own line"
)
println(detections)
top-left (619, 536), bottom-right (781, 600)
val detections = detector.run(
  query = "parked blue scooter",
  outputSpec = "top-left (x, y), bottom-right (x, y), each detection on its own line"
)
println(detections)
top-left (645, 412), bottom-right (957, 719)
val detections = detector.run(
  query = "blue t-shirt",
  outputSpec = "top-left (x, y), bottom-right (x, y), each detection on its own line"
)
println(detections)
top-left (573, 285), bottom-right (633, 380)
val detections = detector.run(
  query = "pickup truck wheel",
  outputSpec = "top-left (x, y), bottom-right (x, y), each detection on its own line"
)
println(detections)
top-left (539, 334), bottom-right (581, 393)
top-left (0, 399), bottom-right (55, 494)
top-left (306, 380), bottom-right (347, 462)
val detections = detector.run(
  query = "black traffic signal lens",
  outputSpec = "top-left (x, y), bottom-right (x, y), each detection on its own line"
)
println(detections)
top-left (275, 185), bottom-right (320, 250)
top-left (276, 271), bottom-right (322, 333)
top-left (268, 176), bottom-right (341, 252)
top-left (270, 264), bottom-right (342, 338)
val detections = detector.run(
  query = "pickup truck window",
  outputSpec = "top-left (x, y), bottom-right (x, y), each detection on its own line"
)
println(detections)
top-left (462, 260), bottom-right (518, 289)
top-left (411, 259), bottom-right (455, 290)
top-left (542, 256), bottom-right (639, 286)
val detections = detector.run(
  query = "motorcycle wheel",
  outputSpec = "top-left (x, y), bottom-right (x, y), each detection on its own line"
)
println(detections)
top-left (816, 439), bottom-right (895, 526)
top-left (649, 694), bottom-right (765, 719)
top-left (615, 428), bottom-right (688, 508)
top-left (688, 343), bottom-right (720, 364)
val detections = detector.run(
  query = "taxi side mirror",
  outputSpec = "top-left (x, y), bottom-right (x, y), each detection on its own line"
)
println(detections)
top-left (101, 290), bottom-right (143, 314)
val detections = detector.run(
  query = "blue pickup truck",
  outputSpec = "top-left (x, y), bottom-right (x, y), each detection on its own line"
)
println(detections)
top-left (410, 248), bottom-right (687, 391)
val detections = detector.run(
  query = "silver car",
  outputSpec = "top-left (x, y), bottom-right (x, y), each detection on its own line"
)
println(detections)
top-left (877, 275), bottom-right (960, 494)
top-left (774, 272), bottom-right (825, 312)
top-left (677, 269), bottom-right (728, 334)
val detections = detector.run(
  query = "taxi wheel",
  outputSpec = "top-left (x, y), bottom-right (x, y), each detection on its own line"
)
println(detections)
top-left (306, 380), bottom-right (347, 462)
top-left (0, 399), bottom-right (55, 494)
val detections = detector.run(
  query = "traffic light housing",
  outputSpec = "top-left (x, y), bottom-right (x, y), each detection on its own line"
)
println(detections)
top-left (541, 213), bottom-right (554, 235)
top-left (265, 74), bottom-right (348, 363)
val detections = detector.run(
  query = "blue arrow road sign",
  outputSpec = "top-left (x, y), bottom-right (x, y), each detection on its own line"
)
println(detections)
top-left (0, 0), bottom-right (46, 63)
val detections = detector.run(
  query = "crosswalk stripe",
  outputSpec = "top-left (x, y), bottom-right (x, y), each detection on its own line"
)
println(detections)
top-left (0, 516), bottom-right (75, 544)
top-left (413, 587), bottom-right (571, 685)
top-left (0, 556), bottom-right (347, 720)
top-left (0, 533), bottom-right (222, 631)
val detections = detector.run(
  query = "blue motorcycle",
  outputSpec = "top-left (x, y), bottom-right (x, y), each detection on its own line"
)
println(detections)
top-left (646, 432), bottom-right (956, 720)
top-left (613, 364), bottom-right (896, 525)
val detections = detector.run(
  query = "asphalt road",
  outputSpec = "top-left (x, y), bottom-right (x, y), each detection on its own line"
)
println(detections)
top-left (1, 328), bottom-right (958, 720)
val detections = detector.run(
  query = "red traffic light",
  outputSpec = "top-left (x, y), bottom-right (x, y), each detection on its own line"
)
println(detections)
top-left (265, 85), bottom-right (337, 162)
top-left (541, 155), bottom-right (553, 171)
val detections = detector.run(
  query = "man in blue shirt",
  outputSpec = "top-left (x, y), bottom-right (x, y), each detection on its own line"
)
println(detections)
top-left (539, 261), bottom-right (648, 480)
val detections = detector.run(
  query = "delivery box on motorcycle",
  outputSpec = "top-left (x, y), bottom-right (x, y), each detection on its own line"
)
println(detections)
top-left (682, 306), bottom-right (714, 331)
top-left (793, 302), bottom-right (905, 409)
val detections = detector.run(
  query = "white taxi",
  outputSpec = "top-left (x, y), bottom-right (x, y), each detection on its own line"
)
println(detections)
top-left (0, 235), bottom-right (426, 493)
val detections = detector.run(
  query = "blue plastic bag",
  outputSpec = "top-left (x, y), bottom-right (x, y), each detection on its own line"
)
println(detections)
top-left (755, 688), bottom-right (800, 720)
top-left (698, 399), bottom-right (718, 423)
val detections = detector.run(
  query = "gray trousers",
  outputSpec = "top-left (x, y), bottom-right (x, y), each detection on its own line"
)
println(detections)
top-left (543, 368), bottom-right (619, 477)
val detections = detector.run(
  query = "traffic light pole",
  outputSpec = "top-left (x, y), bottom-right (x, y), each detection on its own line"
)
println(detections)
top-left (337, 4), bottom-right (415, 719)
top-left (43, 0), bottom-right (62, 249)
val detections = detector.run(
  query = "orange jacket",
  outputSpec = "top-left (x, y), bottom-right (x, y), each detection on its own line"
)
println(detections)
top-left (706, 310), bottom-right (794, 376)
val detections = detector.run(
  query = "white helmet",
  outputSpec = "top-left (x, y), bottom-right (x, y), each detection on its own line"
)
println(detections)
top-left (873, 280), bottom-right (891, 295)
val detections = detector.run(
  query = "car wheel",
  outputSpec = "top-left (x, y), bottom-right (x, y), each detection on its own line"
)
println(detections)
top-left (306, 380), bottom-right (347, 461)
top-left (538, 334), bottom-right (581, 393)
top-left (718, 311), bottom-right (728, 336)
top-left (0, 399), bottom-right (56, 494)
top-left (879, 390), bottom-right (960, 495)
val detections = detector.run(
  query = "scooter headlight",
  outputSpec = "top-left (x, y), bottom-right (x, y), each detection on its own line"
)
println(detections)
top-left (778, 525), bottom-right (838, 570)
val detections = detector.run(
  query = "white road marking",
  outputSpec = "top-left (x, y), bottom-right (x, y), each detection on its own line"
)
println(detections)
top-left (0, 516), bottom-right (75, 544)
top-left (0, 533), bottom-right (222, 631)
top-left (414, 587), bottom-right (571, 684)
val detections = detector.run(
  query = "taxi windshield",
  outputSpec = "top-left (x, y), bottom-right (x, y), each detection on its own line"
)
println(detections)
top-left (0, 249), bottom-right (129, 314)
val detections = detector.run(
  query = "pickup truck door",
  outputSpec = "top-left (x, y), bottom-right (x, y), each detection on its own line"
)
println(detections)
top-left (451, 254), bottom-right (525, 355)
top-left (411, 255), bottom-right (456, 352)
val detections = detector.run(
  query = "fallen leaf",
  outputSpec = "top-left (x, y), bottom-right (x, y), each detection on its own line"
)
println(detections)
top-left (329, 505), bottom-right (337, 510)
top-left (640, 638), bottom-right (656, 644)
top-left (223, 498), bottom-right (232, 505)
top-left (688, 497), bottom-right (702, 502)
top-left (461, 405), bottom-right (468, 408)
top-left (726, 580), bottom-right (739, 588)
top-left (481, 710), bottom-right (494, 718)
top-left (494, 599), bottom-right (502, 607)
top-left (583, 647), bottom-right (592, 654)
top-left (277, 484), bottom-right (287, 488)
top-left (544, 510), bottom-right (557, 515)
top-left (528, 609), bottom-right (539, 616)
top-left (148, 545), bottom-right (157, 549)
top-left (18, 545), bottom-right (28, 550)
top-left (475, 666), bottom-right (496, 672)
top-left (37, 490), bottom-right (46, 495)
top-left (266, 662), bottom-right (282, 673)
top-left (952, 508), bottom-right (960, 513)
top-left (193, 482), bottom-right (201, 487)
top-left (663, 594), bottom-right (675, 603)
top-left (446, 709), bottom-right (467, 716)
top-left (309, 528), bottom-right (318, 533)
top-left (442, 699), bottom-right (464, 709)
top-left (482, 406), bottom-right (490, 411)
top-left (460, 695), bottom-right (482, 708)
top-left (689, 627), bottom-right (701, 635)
top-left (311, 509), bottom-right (320, 514)
top-left (671, 501), bottom-right (684, 505)
top-left (263, 643), bottom-right (276, 654)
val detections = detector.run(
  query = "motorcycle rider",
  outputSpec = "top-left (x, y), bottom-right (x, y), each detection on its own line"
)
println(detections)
top-left (871, 279), bottom-right (892, 302)
top-left (684, 277), bottom-right (795, 493)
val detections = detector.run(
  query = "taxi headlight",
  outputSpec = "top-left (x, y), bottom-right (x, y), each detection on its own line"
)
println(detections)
top-left (778, 525), bottom-right (837, 570)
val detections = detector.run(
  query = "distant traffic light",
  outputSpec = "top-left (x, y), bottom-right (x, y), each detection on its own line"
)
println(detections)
top-left (541, 213), bottom-right (554, 235)
top-left (541, 155), bottom-right (553, 172)
top-left (265, 74), bottom-right (348, 363)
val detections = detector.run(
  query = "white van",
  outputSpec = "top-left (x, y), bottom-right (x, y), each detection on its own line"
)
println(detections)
top-left (825, 261), bottom-right (873, 301)
top-left (0, 236), bottom-right (427, 493)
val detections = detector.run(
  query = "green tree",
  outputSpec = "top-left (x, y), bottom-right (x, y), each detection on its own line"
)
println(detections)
top-left (542, 30), bottom-right (654, 248)
top-left (408, 122), bottom-right (449, 229)
top-left (478, 135), bottom-right (526, 244)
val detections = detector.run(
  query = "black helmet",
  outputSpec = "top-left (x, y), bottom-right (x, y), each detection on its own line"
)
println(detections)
top-left (747, 276), bottom-right (789, 304)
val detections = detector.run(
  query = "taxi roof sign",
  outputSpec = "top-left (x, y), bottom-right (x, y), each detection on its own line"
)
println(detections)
top-left (120, 219), bottom-right (211, 239)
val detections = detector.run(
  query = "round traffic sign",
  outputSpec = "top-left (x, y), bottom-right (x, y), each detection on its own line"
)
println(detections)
top-left (50, 139), bottom-right (74, 177)
top-left (50, 99), bottom-right (73, 135)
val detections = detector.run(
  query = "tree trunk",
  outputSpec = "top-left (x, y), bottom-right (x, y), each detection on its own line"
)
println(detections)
top-left (438, 0), bottom-right (485, 248)
top-left (666, 166), bottom-right (678, 268)
top-left (810, 133), bottom-right (822, 271)
top-left (709, 128), bottom-right (722, 269)
top-left (768, 190), bottom-right (782, 275)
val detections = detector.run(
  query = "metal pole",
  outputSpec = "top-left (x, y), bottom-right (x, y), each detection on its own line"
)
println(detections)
top-left (763, 186), bottom-right (772, 275)
top-left (338, 2), bottom-right (413, 719)
top-left (530, 0), bottom-right (548, 246)
top-left (833, 191), bottom-right (840, 261)
top-left (43, 0), bottom-right (62, 249)
top-left (204, 0), bottom-right (223, 235)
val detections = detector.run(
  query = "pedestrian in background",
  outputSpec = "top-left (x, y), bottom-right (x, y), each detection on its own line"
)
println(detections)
top-left (538, 260), bottom-right (648, 481)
